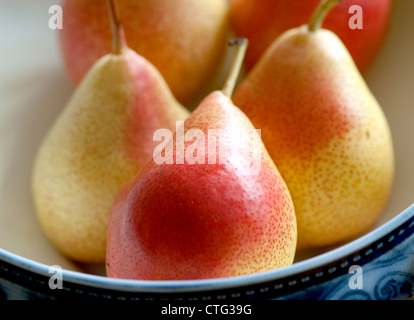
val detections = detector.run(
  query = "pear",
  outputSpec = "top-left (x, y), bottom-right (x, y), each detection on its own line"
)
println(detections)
top-left (32, 0), bottom-right (189, 263)
top-left (60, 0), bottom-right (230, 107)
top-left (230, 0), bottom-right (391, 73)
top-left (232, 0), bottom-right (394, 250)
top-left (106, 39), bottom-right (297, 280)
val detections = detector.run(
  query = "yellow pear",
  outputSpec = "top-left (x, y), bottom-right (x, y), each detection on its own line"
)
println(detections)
top-left (32, 0), bottom-right (189, 263)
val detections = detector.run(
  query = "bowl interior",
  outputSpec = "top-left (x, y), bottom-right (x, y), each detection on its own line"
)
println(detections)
top-left (0, 0), bottom-right (413, 279)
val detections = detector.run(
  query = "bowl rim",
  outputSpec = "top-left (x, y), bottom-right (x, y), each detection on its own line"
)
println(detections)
top-left (1, 203), bottom-right (413, 294)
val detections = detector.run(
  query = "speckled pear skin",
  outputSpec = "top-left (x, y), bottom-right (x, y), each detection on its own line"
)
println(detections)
top-left (32, 48), bottom-right (189, 263)
top-left (233, 26), bottom-right (394, 250)
top-left (106, 91), bottom-right (297, 280)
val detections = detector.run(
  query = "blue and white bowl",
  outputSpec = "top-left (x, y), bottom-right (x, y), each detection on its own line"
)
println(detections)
top-left (0, 0), bottom-right (413, 300)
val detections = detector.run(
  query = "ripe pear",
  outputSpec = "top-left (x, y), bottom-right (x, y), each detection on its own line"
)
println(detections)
top-left (232, 0), bottom-right (394, 250)
top-left (60, 0), bottom-right (229, 106)
top-left (32, 0), bottom-right (189, 263)
top-left (230, 0), bottom-right (391, 72)
top-left (106, 39), bottom-right (297, 280)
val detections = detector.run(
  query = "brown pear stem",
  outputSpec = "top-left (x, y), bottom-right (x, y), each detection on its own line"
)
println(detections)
top-left (107, 0), bottom-right (123, 54)
top-left (308, 0), bottom-right (342, 32)
top-left (222, 38), bottom-right (249, 99)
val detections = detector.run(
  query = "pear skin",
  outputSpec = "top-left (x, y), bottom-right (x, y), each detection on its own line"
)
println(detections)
top-left (32, 48), bottom-right (189, 263)
top-left (106, 90), bottom-right (297, 280)
top-left (233, 26), bottom-right (394, 250)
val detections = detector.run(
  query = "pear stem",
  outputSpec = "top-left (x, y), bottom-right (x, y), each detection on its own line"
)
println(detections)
top-left (308, 0), bottom-right (342, 32)
top-left (222, 38), bottom-right (249, 99)
top-left (107, 0), bottom-right (123, 54)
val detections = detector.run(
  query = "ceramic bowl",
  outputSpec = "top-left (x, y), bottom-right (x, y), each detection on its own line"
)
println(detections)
top-left (0, 0), bottom-right (413, 300)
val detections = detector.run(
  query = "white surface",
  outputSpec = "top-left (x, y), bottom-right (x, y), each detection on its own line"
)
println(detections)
top-left (0, 0), bottom-right (413, 273)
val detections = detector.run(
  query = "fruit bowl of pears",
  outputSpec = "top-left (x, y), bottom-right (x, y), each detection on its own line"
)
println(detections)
top-left (0, 0), bottom-right (413, 300)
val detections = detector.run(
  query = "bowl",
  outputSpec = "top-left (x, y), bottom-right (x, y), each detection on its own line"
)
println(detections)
top-left (0, 0), bottom-right (413, 300)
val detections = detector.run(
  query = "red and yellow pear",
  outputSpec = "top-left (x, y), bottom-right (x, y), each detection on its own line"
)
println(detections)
top-left (106, 39), bottom-right (297, 280)
top-left (233, 0), bottom-right (394, 250)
